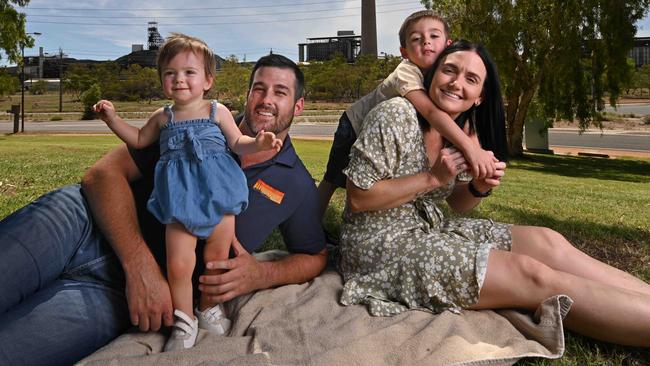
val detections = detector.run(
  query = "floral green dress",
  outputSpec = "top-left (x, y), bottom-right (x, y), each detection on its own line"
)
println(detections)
top-left (339, 97), bottom-right (512, 317)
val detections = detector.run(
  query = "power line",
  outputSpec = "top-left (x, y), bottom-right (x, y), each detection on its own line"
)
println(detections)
top-left (26, 6), bottom-right (421, 26)
top-left (25, 2), bottom-right (415, 19)
top-left (25, 0), bottom-right (402, 12)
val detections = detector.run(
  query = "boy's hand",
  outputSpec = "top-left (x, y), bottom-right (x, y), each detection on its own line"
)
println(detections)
top-left (92, 100), bottom-right (117, 124)
top-left (255, 130), bottom-right (283, 152)
top-left (465, 145), bottom-right (497, 180)
top-left (472, 161), bottom-right (507, 193)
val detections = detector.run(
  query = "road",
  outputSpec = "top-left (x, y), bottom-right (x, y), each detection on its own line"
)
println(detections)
top-left (1, 119), bottom-right (649, 153)
top-left (604, 103), bottom-right (650, 116)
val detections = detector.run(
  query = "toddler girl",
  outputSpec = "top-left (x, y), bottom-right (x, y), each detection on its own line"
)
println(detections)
top-left (93, 33), bottom-right (281, 351)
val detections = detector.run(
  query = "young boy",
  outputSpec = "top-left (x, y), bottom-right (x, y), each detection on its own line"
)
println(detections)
top-left (318, 10), bottom-right (497, 217)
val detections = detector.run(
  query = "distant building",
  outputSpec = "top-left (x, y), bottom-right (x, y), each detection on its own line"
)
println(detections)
top-left (298, 31), bottom-right (361, 63)
top-left (5, 22), bottom-right (226, 80)
top-left (7, 46), bottom-right (101, 80)
top-left (630, 37), bottom-right (650, 68)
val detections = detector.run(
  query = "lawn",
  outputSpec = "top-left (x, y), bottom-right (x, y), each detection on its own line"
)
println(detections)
top-left (0, 134), bottom-right (648, 365)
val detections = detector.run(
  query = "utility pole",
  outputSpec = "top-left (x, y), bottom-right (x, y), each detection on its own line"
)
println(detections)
top-left (59, 48), bottom-right (63, 112)
top-left (21, 32), bottom-right (42, 133)
top-left (21, 43), bottom-right (26, 132)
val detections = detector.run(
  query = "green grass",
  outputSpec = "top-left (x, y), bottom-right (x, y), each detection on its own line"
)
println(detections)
top-left (0, 135), bottom-right (649, 364)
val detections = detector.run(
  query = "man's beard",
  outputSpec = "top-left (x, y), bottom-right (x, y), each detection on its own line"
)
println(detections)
top-left (244, 106), bottom-right (294, 135)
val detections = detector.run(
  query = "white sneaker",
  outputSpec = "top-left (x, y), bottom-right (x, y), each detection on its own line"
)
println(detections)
top-left (195, 304), bottom-right (232, 335)
top-left (164, 309), bottom-right (199, 352)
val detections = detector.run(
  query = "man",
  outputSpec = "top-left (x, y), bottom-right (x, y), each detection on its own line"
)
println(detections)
top-left (0, 54), bottom-right (327, 366)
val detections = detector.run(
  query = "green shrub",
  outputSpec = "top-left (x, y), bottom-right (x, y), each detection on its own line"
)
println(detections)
top-left (29, 80), bottom-right (49, 95)
top-left (80, 84), bottom-right (101, 120)
top-left (50, 115), bottom-right (62, 121)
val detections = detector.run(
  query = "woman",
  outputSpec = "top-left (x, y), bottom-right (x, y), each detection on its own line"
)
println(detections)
top-left (339, 40), bottom-right (650, 347)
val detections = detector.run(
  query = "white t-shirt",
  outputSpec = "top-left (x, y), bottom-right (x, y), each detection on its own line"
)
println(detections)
top-left (345, 59), bottom-right (424, 134)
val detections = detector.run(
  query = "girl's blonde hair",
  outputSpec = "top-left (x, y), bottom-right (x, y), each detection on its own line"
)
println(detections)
top-left (156, 33), bottom-right (216, 82)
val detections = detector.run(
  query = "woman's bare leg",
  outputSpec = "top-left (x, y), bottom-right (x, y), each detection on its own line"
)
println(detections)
top-left (510, 225), bottom-right (650, 295)
top-left (471, 250), bottom-right (650, 347)
top-left (198, 215), bottom-right (235, 311)
top-left (166, 222), bottom-right (198, 317)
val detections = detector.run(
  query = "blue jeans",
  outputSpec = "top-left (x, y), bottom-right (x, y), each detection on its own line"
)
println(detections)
top-left (0, 185), bottom-right (131, 366)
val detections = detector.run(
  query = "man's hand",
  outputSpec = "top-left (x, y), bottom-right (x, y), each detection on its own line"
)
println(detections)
top-left (199, 237), bottom-right (266, 303)
top-left (123, 254), bottom-right (174, 331)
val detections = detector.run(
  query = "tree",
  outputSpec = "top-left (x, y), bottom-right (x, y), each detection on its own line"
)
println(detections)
top-left (0, 0), bottom-right (32, 64)
top-left (64, 64), bottom-right (97, 101)
top-left (128, 65), bottom-right (161, 102)
top-left (421, 0), bottom-right (650, 156)
top-left (628, 63), bottom-right (650, 96)
top-left (301, 53), bottom-right (401, 101)
top-left (29, 79), bottom-right (47, 95)
top-left (210, 56), bottom-right (251, 112)
top-left (0, 68), bottom-right (19, 99)
top-left (106, 64), bottom-right (161, 102)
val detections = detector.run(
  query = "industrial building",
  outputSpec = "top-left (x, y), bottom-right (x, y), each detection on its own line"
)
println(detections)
top-left (630, 37), bottom-right (650, 68)
top-left (298, 31), bottom-right (361, 63)
top-left (7, 22), bottom-right (223, 82)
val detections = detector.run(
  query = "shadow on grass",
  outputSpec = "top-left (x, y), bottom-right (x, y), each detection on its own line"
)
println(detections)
top-left (511, 153), bottom-right (650, 183)
top-left (455, 203), bottom-right (650, 280)
top-left (483, 202), bottom-right (650, 244)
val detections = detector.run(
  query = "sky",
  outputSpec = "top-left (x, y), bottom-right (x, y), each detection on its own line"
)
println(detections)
top-left (4, 0), bottom-right (424, 66)
top-left (5, 0), bottom-right (650, 67)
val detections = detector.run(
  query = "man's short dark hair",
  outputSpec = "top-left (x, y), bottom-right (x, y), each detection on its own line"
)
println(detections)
top-left (248, 54), bottom-right (305, 101)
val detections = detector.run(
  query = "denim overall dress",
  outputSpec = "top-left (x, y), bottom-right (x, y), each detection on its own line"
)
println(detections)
top-left (147, 101), bottom-right (248, 238)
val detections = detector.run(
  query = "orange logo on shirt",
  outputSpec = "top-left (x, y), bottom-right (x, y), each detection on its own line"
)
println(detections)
top-left (253, 179), bottom-right (285, 204)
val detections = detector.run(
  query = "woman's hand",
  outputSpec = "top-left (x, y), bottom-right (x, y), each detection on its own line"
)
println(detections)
top-left (430, 147), bottom-right (467, 186)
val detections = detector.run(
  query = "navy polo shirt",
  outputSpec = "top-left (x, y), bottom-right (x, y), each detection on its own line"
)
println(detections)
top-left (128, 136), bottom-right (326, 261)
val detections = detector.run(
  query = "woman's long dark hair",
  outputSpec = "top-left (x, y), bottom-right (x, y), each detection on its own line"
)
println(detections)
top-left (418, 40), bottom-right (508, 162)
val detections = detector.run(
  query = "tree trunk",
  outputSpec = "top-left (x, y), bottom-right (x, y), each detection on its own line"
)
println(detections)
top-left (507, 87), bottom-right (536, 157)
top-left (505, 88), bottom-right (522, 156)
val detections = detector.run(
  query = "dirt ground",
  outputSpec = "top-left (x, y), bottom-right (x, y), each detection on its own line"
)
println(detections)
top-left (551, 117), bottom-right (650, 131)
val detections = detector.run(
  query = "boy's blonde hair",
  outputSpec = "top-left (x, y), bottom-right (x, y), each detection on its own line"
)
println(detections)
top-left (156, 33), bottom-right (216, 82)
top-left (398, 10), bottom-right (450, 48)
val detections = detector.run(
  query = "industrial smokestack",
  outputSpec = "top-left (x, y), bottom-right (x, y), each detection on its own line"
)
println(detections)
top-left (360, 0), bottom-right (377, 57)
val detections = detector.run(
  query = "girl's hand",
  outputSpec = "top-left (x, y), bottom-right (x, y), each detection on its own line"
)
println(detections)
top-left (472, 161), bottom-right (507, 193)
top-left (93, 100), bottom-right (117, 124)
top-left (430, 147), bottom-right (467, 186)
top-left (255, 130), bottom-right (283, 152)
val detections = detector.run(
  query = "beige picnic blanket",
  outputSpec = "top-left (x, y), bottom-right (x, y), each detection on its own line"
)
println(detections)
top-left (78, 250), bottom-right (573, 366)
